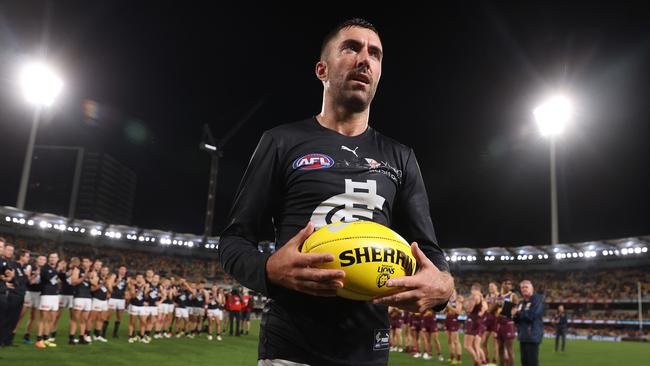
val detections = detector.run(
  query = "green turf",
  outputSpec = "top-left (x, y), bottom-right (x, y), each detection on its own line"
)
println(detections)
top-left (0, 311), bottom-right (645, 365)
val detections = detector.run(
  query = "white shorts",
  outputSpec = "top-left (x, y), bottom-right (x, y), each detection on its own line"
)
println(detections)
top-left (74, 298), bottom-right (92, 312)
top-left (59, 295), bottom-right (74, 309)
top-left (191, 307), bottom-right (205, 317)
top-left (24, 291), bottom-right (41, 308)
top-left (207, 308), bottom-right (223, 320)
top-left (108, 298), bottom-right (126, 311)
top-left (145, 306), bottom-right (158, 316)
top-left (92, 298), bottom-right (108, 312)
top-left (128, 305), bottom-right (147, 316)
top-left (175, 308), bottom-right (189, 319)
top-left (159, 303), bottom-right (174, 314)
top-left (39, 295), bottom-right (60, 312)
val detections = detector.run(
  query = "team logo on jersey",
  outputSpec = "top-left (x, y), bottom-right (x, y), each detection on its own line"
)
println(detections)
top-left (310, 179), bottom-right (386, 228)
top-left (292, 153), bottom-right (334, 170)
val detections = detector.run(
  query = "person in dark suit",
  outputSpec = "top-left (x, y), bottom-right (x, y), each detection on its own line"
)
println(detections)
top-left (512, 280), bottom-right (544, 366)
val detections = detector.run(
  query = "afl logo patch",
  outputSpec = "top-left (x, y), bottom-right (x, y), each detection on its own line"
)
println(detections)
top-left (292, 153), bottom-right (334, 170)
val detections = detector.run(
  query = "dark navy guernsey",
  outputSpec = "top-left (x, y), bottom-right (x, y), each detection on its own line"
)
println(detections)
top-left (112, 276), bottom-right (127, 300)
top-left (218, 117), bottom-right (450, 366)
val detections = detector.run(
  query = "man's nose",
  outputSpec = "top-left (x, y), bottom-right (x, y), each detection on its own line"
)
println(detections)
top-left (356, 48), bottom-right (371, 70)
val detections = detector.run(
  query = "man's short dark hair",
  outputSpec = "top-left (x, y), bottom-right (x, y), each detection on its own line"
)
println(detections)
top-left (320, 18), bottom-right (379, 59)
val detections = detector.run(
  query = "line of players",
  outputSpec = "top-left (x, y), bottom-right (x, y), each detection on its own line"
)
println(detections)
top-left (389, 279), bottom-right (519, 366)
top-left (7, 250), bottom-right (254, 348)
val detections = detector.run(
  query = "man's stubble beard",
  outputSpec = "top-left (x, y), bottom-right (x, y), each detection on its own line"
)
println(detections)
top-left (331, 79), bottom-right (376, 113)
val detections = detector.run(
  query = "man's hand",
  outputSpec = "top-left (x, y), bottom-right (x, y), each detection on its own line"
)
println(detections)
top-left (372, 242), bottom-right (454, 312)
top-left (4, 268), bottom-right (16, 289)
top-left (266, 221), bottom-right (345, 297)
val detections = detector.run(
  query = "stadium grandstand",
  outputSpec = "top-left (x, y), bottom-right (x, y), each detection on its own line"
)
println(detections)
top-left (2, 205), bottom-right (648, 344)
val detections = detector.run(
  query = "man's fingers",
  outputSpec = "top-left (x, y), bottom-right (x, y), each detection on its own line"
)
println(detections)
top-left (373, 288), bottom-right (420, 305)
top-left (410, 242), bottom-right (435, 271)
top-left (299, 252), bottom-right (335, 267)
top-left (385, 275), bottom-right (418, 289)
top-left (296, 281), bottom-right (339, 297)
top-left (290, 221), bottom-right (315, 249)
top-left (295, 268), bottom-right (345, 282)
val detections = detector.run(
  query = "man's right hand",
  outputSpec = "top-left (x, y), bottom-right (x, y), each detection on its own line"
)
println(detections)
top-left (266, 221), bottom-right (345, 297)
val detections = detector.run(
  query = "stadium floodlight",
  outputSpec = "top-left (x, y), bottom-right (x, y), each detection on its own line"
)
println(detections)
top-left (534, 95), bottom-right (572, 137)
top-left (16, 62), bottom-right (64, 210)
top-left (642, 247), bottom-right (648, 253)
top-left (634, 247), bottom-right (641, 254)
top-left (534, 95), bottom-right (573, 246)
top-left (622, 248), bottom-right (628, 255)
top-left (20, 62), bottom-right (63, 107)
top-left (27, 220), bottom-right (34, 226)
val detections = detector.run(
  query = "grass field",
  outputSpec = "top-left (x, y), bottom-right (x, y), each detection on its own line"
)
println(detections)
top-left (0, 312), bottom-right (646, 366)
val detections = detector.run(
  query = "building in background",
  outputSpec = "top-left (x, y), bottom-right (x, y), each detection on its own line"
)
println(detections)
top-left (26, 149), bottom-right (136, 225)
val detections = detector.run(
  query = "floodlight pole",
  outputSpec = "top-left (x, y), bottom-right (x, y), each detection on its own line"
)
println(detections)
top-left (550, 137), bottom-right (559, 245)
top-left (16, 108), bottom-right (42, 210)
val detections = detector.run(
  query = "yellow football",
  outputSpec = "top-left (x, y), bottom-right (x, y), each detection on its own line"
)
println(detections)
top-left (301, 220), bottom-right (417, 301)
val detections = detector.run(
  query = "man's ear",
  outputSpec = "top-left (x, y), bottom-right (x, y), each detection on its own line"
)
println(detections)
top-left (315, 60), bottom-right (328, 82)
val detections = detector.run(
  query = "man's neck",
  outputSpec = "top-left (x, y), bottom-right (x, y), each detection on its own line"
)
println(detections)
top-left (317, 97), bottom-right (370, 137)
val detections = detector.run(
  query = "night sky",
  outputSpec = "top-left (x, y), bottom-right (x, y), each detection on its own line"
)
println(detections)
top-left (0, 1), bottom-right (648, 248)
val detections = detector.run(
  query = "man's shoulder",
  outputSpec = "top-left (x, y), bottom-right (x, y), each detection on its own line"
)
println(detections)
top-left (265, 118), bottom-right (314, 138)
top-left (371, 126), bottom-right (413, 154)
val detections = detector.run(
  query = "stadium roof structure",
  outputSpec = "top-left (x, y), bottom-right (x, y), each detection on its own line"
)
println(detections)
top-left (1, 206), bottom-right (648, 264)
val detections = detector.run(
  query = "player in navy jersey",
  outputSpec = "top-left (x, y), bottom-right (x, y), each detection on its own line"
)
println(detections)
top-left (172, 278), bottom-right (192, 337)
top-left (108, 265), bottom-right (128, 338)
top-left (89, 265), bottom-right (113, 342)
top-left (70, 257), bottom-right (93, 344)
top-left (52, 258), bottom-right (76, 340)
top-left (145, 274), bottom-right (164, 339)
top-left (483, 282), bottom-right (500, 366)
top-left (218, 18), bottom-right (452, 366)
top-left (444, 290), bottom-right (463, 364)
top-left (496, 279), bottom-right (519, 366)
top-left (20, 254), bottom-right (45, 344)
top-left (160, 278), bottom-right (175, 338)
top-left (206, 285), bottom-right (224, 341)
top-left (190, 280), bottom-right (208, 338)
top-left (35, 253), bottom-right (61, 349)
top-left (127, 273), bottom-right (149, 343)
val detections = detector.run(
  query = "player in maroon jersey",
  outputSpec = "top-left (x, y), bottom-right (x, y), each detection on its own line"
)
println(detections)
top-left (464, 283), bottom-right (487, 366)
top-left (483, 282), bottom-right (500, 365)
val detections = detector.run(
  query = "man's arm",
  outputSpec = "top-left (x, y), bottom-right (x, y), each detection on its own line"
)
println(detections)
top-left (218, 132), bottom-right (279, 296)
top-left (393, 149), bottom-right (449, 273)
top-left (374, 149), bottom-right (453, 312)
top-left (218, 132), bottom-right (344, 297)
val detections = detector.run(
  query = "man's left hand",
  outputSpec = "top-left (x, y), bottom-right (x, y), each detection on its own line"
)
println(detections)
top-left (372, 242), bottom-right (453, 313)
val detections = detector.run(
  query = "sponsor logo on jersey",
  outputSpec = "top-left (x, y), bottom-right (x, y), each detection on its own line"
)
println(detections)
top-left (292, 153), bottom-right (334, 170)
top-left (373, 329), bottom-right (390, 350)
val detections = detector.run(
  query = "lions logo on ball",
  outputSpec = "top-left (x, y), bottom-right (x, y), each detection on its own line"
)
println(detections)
top-left (376, 273), bottom-right (390, 288)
